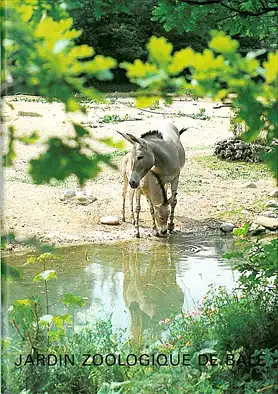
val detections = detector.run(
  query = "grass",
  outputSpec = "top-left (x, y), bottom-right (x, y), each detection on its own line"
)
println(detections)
top-left (18, 111), bottom-right (42, 117)
top-left (194, 155), bottom-right (271, 181)
top-left (216, 198), bottom-right (266, 222)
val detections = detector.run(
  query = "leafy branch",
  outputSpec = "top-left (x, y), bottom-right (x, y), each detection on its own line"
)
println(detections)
top-left (176, 0), bottom-right (278, 16)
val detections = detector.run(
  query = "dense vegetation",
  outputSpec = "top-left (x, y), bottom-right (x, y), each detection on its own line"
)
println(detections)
top-left (2, 238), bottom-right (278, 393)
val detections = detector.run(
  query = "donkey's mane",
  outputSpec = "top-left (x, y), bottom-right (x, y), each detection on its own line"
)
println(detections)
top-left (141, 130), bottom-right (163, 140)
top-left (150, 170), bottom-right (167, 204)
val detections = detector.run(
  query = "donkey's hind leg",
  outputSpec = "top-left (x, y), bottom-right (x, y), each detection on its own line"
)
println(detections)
top-left (135, 189), bottom-right (141, 238)
top-left (147, 198), bottom-right (158, 236)
top-left (168, 176), bottom-right (179, 233)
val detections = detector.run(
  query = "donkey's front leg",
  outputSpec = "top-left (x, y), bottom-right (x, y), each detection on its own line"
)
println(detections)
top-left (168, 177), bottom-right (179, 233)
top-left (122, 176), bottom-right (128, 222)
top-left (129, 188), bottom-right (135, 225)
top-left (146, 198), bottom-right (159, 236)
top-left (135, 189), bottom-right (141, 238)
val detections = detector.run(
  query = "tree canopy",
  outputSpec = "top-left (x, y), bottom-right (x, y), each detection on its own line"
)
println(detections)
top-left (1, 0), bottom-right (277, 184)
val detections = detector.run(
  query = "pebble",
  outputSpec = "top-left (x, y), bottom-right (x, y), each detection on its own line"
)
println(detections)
top-left (244, 182), bottom-right (257, 188)
top-left (100, 216), bottom-right (120, 225)
top-left (63, 189), bottom-right (76, 199)
top-left (220, 222), bottom-right (235, 233)
top-left (254, 216), bottom-right (278, 231)
top-left (240, 210), bottom-right (250, 215)
top-left (265, 200), bottom-right (278, 209)
top-left (269, 189), bottom-right (278, 198)
top-left (5, 244), bottom-right (14, 251)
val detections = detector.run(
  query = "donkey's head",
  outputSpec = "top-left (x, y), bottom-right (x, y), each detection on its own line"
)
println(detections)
top-left (153, 203), bottom-right (169, 235)
top-left (117, 131), bottom-right (155, 188)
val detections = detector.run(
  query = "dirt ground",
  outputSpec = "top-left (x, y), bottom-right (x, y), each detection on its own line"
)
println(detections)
top-left (2, 95), bottom-right (276, 249)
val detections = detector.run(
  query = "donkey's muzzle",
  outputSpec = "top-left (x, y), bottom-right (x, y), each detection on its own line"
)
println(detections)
top-left (129, 180), bottom-right (139, 189)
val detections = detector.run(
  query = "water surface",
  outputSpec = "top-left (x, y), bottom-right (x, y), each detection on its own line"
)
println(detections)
top-left (3, 235), bottom-right (239, 339)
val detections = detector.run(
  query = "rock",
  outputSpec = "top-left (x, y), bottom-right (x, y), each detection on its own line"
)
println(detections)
top-left (261, 211), bottom-right (278, 218)
top-left (269, 189), bottom-right (278, 198)
top-left (220, 222), bottom-right (235, 233)
top-left (76, 192), bottom-right (87, 201)
top-left (249, 223), bottom-right (266, 235)
top-left (75, 191), bottom-right (96, 205)
top-left (15, 235), bottom-right (30, 243)
top-left (76, 192), bottom-right (90, 205)
top-left (265, 200), bottom-right (278, 209)
top-left (243, 182), bottom-right (257, 188)
top-left (5, 244), bottom-right (14, 251)
top-left (100, 216), bottom-right (120, 225)
top-left (254, 216), bottom-right (278, 231)
top-left (63, 189), bottom-right (76, 199)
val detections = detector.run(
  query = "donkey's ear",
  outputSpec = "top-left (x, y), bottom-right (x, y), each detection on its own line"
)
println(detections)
top-left (126, 133), bottom-right (143, 145)
top-left (116, 131), bottom-right (137, 145)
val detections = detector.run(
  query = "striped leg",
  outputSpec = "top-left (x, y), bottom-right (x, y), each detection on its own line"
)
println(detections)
top-left (129, 188), bottom-right (135, 225)
top-left (135, 189), bottom-right (141, 238)
top-left (147, 197), bottom-right (158, 236)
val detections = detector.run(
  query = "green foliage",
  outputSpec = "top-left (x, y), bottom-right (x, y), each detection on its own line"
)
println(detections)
top-left (225, 238), bottom-right (278, 290)
top-left (61, 294), bottom-right (86, 308)
top-left (3, 240), bottom-right (278, 393)
top-left (102, 114), bottom-right (130, 123)
top-left (153, 0), bottom-right (277, 47)
top-left (2, 0), bottom-right (120, 185)
top-left (121, 32), bottom-right (278, 180)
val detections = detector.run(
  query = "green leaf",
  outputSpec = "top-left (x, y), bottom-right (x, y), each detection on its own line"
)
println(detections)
top-left (147, 36), bottom-right (173, 65)
top-left (17, 131), bottom-right (39, 144)
top-left (73, 123), bottom-right (90, 138)
top-left (97, 137), bottom-right (125, 149)
top-left (61, 293), bottom-right (86, 308)
top-left (33, 269), bottom-right (57, 282)
top-left (209, 32), bottom-right (239, 54)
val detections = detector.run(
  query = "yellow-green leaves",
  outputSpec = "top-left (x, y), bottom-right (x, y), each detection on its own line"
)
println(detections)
top-left (122, 59), bottom-right (158, 79)
top-left (69, 45), bottom-right (94, 59)
top-left (84, 55), bottom-right (117, 80)
top-left (135, 96), bottom-right (160, 108)
top-left (169, 48), bottom-right (195, 75)
top-left (18, 5), bottom-right (34, 22)
top-left (209, 32), bottom-right (239, 54)
top-left (264, 52), bottom-right (278, 83)
top-left (147, 36), bottom-right (173, 66)
top-left (35, 17), bottom-right (80, 44)
top-left (193, 50), bottom-right (225, 71)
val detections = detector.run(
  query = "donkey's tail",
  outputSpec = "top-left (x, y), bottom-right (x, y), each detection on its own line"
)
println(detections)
top-left (179, 127), bottom-right (190, 136)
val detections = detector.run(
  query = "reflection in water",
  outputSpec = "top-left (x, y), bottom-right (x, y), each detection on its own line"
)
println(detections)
top-left (3, 236), bottom-right (238, 341)
top-left (122, 242), bottom-right (184, 342)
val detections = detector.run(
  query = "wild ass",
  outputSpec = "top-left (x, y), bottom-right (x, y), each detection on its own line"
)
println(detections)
top-left (122, 152), bottom-right (173, 237)
top-left (118, 122), bottom-right (186, 234)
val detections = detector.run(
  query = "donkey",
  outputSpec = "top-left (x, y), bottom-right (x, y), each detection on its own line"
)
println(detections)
top-left (118, 122), bottom-right (186, 233)
top-left (122, 152), bottom-right (173, 237)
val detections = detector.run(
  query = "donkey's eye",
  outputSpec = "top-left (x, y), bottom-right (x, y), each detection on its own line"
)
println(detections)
top-left (137, 155), bottom-right (144, 160)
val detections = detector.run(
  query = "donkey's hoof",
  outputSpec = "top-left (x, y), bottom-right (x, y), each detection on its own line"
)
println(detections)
top-left (135, 232), bottom-right (140, 238)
